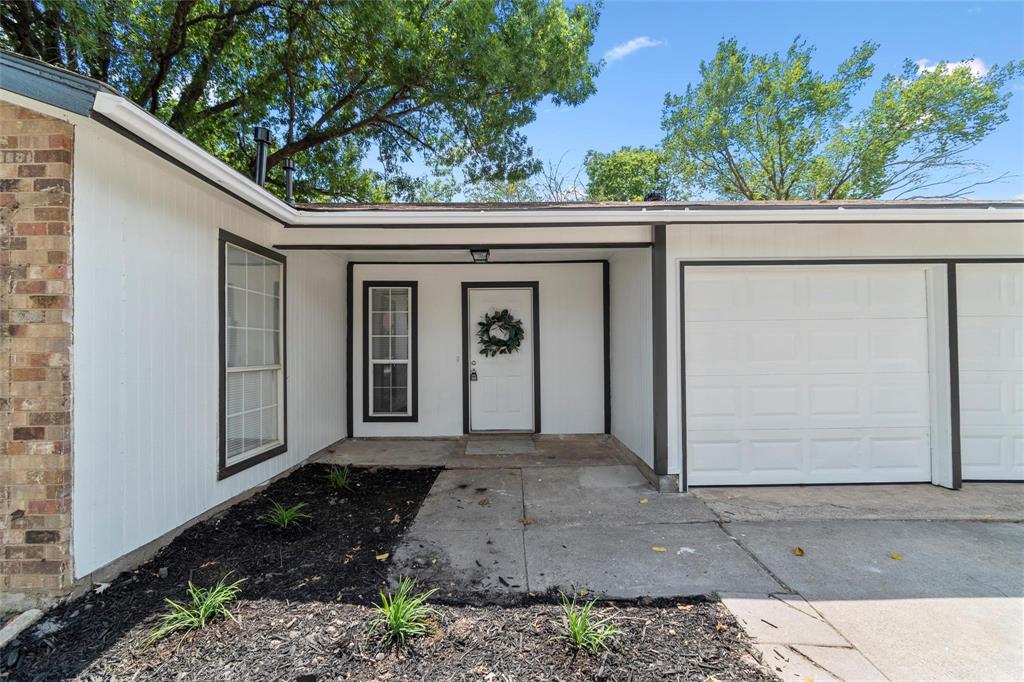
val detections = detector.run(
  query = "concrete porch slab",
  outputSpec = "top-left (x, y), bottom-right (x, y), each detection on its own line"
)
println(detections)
top-left (389, 529), bottom-right (527, 595)
top-left (694, 482), bottom-right (1024, 522)
top-left (409, 468), bottom-right (524, 531)
top-left (314, 438), bottom-right (456, 468)
top-left (524, 522), bottom-right (783, 598)
top-left (446, 435), bottom-right (625, 469)
top-left (523, 465), bottom-right (718, 527)
top-left (464, 437), bottom-right (536, 455)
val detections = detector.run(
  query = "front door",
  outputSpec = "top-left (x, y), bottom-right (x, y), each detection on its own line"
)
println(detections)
top-left (467, 286), bottom-right (535, 432)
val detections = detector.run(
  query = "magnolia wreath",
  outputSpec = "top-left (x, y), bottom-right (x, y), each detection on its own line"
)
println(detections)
top-left (476, 309), bottom-right (525, 357)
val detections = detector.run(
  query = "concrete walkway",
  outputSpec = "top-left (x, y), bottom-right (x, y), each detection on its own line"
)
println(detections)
top-left (320, 438), bottom-right (1024, 681)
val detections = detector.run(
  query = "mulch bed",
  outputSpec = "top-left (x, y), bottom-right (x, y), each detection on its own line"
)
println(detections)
top-left (3, 464), bottom-right (772, 681)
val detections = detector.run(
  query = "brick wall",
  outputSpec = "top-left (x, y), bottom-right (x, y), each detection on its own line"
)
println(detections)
top-left (0, 101), bottom-right (74, 609)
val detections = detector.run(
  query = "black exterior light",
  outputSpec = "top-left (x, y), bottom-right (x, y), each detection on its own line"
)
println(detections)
top-left (470, 248), bottom-right (490, 263)
top-left (644, 190), bottom-right (664, 202)
top-left (253, 126), bottom-right (271, 187)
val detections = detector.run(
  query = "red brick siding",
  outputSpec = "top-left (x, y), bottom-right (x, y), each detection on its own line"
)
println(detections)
top-left (1, 102), bottom-right (74, 607)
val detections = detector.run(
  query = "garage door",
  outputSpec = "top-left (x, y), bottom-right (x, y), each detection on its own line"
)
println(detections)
top-left (685, 266), bottom-right (932, 485)
top-left (958, 263), bottom-right (1024, 480)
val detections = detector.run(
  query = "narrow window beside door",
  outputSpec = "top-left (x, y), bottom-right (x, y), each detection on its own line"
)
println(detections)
top-left (363, 282), bottom-right (417, 421)
top-left (219, 231), bottom-right (287, 478)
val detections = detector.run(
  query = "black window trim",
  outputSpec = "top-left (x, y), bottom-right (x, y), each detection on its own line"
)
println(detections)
top-left (363, 280), bottom-right (419, 422)
top-left (218, 229), bottom-right (288, 480)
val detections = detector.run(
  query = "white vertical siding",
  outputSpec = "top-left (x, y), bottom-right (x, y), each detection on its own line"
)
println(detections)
top-left (72, 121), bottom-right (345, 578)
top-left (351, 262), bottom-right (605, 437)
top-left (609, 249), bottom-right (654, 467)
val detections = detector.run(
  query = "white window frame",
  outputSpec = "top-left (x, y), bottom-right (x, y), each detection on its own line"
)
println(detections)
top-left (219, 231), bottom-right (286, 478)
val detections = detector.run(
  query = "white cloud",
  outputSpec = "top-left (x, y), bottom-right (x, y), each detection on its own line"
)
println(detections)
top-left (915, 57), bottom-right (990, 79)
top-left (604, 36), bottom-right (663, 62)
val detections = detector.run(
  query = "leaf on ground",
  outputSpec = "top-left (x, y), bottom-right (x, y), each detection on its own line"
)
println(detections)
top-left (676, 603), bottom-right (693, 612)
top-left (652, 546), bottom-right (667, 553)
top-left (715, 622), bottom-right (726, 631)
top-left (519, 516), bottom-right (535, 526)
top-left (793, 546), bottom-right (805, 557)
top-left (890, 551), bottom-right (902, 561)
top-left (375, 552), bottom-right (389, 561)
top-left (390, 513), bottom-right (401, 524)
top-left (478, 497), bottom-right (490, 506)
top-left (639, 498), bottom-right (649, 504)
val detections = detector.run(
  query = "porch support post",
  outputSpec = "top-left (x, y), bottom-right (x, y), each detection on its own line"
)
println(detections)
top-left (651, 224), bottom-right (669, 477)
top-left (346, 261), bottom-right (354, 438)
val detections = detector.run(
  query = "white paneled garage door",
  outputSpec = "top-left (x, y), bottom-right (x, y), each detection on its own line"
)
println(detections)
top-left (685, 266), bottom-right (933, 485)
top-left (958, 263), bottom-right (1024, 481)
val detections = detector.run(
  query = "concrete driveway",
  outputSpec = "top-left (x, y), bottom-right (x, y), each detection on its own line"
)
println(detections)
top-left (323, 438), bottom-right (1024, 680)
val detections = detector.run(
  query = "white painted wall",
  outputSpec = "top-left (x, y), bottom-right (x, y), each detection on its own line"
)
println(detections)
top-left (665, 221), bottom-right (1024, 484)
top-left (609, 249), bottom-right (654, 467)
top-left (352, 263), bottom-right (604, 437)
top-left (72, 120), bottom-right (345, 577)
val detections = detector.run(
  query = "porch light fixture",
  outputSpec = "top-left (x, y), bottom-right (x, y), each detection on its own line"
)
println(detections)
top-left (470, 248), bottom-right (490, 263)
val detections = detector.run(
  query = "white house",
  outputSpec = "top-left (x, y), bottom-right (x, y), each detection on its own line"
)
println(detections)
top-left (1, 51), bottom-right (1022, 609)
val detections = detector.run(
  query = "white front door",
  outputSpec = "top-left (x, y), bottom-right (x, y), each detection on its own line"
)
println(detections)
top-left (958, 263), bottom-right (1024, 480)
top-left (685, 265), bottom-right (933, 485)
top-left (468, 287), bottom-right (535, 432)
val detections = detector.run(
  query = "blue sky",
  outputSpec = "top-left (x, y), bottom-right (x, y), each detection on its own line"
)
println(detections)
top-left (520, 0), bottom-right (1024, 199)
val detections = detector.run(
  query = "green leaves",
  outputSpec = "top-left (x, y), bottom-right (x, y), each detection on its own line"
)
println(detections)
top-left (584, 146), bottom-right (675, 201)
top-left (2, 0), bottom-right (602, 201)
top-left (371, 577), bottom-right (438, 645)
top-left (659, 37), bottom-right (1021, 199)
top-left (148, 576), bottom-right (245, 646)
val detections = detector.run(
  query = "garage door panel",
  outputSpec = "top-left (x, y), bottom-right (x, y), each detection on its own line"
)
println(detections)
top-left (958, 317), bottom-right (1023, 371)
top-left (688, 318), bottom-right (927, 376)
top-left (687, 268), bottom-right (927, 321)
top-left (685, 266), bottom-right (933, 485)
top-left (687, 428), bottom-right (931, 485)
top-left (958, 263), bottom-right (1024, 480)
top-left (687, 373), bottom-right (930, 431)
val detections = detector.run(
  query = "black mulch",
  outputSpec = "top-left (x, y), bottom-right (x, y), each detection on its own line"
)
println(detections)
top-left (2, 464), bottom-right (772, 681)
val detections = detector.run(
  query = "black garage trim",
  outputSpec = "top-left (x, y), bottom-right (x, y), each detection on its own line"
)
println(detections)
top-left (345, 262), bottom-right (354, 438)
top-left (675, 258), bottom-right (1024, 491)
top-left (603, 260), bottom-right (612, 435)
top-left (947, 263), bottom-right (962, 489)
top-left (462, 282), bottom-right (541, 435)
top-left (652, 225), bottom-right (669, 476)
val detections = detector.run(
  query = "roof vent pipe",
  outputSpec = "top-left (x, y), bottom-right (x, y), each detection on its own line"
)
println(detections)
top-left (253, 126), bottom-right (271, 187)
top-left (282, 158), bottom-right (295, 203)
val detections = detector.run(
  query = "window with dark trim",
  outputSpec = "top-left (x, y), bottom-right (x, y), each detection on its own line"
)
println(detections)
top-left (219, 230), bottom-right (287, 479)
top-left (363, 281), bottom-right (418, 422)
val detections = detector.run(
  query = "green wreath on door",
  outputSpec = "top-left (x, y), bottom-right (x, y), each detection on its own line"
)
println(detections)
top-left (476, 309), bottom-right (525, 357)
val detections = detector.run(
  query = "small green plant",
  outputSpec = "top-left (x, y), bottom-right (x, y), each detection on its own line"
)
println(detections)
top-left (560, 592), bottom-right (619, 654)
top-left (148, 576), bottom-right (245, 645)
top-left (328, 464), bottom-right (352, 490)
top-left (262, 501), bottom-right (311, 529)
top-left (371, 577), bottom-right (438, 645)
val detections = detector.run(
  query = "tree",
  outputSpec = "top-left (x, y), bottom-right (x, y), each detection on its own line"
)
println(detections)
top-left (584, 146), bottom-right (675, 201)
top-left (660, 38), bottom-right (1022, 200)
top-left (1, 0), bottom-right (601, 202)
